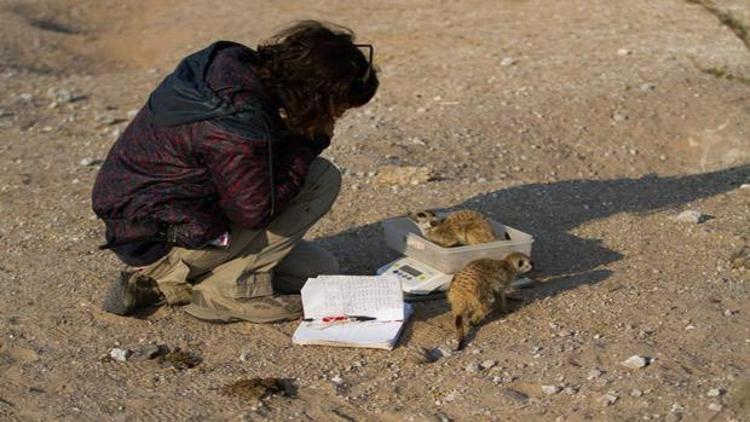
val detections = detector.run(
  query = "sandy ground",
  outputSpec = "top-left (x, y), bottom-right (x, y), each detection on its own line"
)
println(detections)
top-left (1, 0), bottom-right (749, 420)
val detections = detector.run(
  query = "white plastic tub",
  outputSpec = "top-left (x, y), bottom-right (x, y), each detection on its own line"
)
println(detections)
top-left (381, 215), bottom-right (534, 274)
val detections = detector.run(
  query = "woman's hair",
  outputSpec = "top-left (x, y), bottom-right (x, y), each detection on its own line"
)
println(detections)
top-left (256, 20), bottom-right (379, 136)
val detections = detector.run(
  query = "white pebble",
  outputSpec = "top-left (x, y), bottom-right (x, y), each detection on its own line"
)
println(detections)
top-left (707, 403), bottom-right (722, 412)
top-left (600, 393), bottom-right (618, 406)
top-left (617, 48), bottom-right (631, 56)
top-left (109, 347), bottom-right (131, 362)
top-left (587, 368), bottom-right (603, 380)
top-left (480, 360), bottom-right (497, 370)
top-left (542, 385), bottom-right (561, 395)
top-left (465, 362), bottom-right (481, 373)
top-left (500, 57), bottom-right (516, 67)
top-left (706, 388), bottom-right (723, 397)
top-left (622, 355), bottom-right (650, 369)
top-left (675, 210), bottom-right (705, 224)
top-left (331, 375), bottom-right (344, 385)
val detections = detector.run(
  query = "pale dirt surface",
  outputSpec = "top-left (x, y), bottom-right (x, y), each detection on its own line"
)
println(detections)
top-left (1, 0), bottom-right (749, 420)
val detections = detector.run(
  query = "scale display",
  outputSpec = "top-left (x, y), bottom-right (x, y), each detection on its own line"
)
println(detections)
top-left (377, 257), bottom-right (454, 295)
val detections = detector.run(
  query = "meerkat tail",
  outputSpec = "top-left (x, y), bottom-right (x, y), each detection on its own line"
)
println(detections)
top-left (454, 313), bottom-right (466, 351)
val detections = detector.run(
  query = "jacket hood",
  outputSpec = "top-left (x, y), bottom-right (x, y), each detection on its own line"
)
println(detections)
top-left (146, 41), bottom-right (273, 136)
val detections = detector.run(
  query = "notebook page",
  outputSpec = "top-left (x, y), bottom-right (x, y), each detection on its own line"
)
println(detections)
top-left (301, 275), bottom-right (403, 321)
top-left (292, 304), bottom-right (413, 350)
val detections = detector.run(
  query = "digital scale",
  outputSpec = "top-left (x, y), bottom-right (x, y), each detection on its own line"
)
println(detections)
top-left (377, 256), bottom-right (454, 295)
top-left (377, 256), bottom-right (535, 296)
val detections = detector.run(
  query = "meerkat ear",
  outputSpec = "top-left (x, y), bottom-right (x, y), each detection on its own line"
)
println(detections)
top-left (429, 220), bottom-right (438, 227)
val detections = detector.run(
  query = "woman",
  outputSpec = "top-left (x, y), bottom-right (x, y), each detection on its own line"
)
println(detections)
top-left (91, 21), bottom-right (378, 323)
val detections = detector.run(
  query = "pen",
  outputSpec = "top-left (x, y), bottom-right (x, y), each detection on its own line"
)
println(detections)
top-left (302, 315), bottom-right (377, 322)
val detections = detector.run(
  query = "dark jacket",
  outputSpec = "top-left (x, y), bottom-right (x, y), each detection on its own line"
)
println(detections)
top-left (92, 41), bottom-right (329, 266)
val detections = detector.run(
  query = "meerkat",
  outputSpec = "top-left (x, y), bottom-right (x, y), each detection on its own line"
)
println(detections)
top-left (408, 209), bottom-right (509, 247)
top-left (447, 252), bottom-right (533, 350)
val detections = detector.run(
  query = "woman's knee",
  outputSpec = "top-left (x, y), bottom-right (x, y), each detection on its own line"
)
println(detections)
top-left (308, 157), bottom-right (342, 203)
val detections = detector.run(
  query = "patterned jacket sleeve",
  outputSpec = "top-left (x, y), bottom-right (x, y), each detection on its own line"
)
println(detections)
top-left (199, 123), bottom-right (327, 229)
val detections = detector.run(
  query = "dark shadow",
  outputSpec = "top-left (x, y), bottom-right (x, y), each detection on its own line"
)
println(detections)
top-left (130, 303), bottom-right (165, 319)
top-left (314, 164), bottom-right (748, 321)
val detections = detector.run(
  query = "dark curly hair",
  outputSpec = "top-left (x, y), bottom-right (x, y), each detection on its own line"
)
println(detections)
top-left (256, 20), bottom-right (379, 137)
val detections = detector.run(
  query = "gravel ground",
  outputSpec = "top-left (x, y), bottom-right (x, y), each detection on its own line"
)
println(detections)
top-left (0, 0), bottom-right (749, 420)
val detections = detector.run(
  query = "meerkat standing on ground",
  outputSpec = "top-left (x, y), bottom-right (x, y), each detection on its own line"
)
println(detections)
top-left (408, 209), bottom-right (509, 247)
top-left (447, 252), bottom-right (534, 350)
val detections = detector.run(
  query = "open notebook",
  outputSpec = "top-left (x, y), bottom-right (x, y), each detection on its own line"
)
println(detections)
top-left (292, 275), bottom-right (412, 350)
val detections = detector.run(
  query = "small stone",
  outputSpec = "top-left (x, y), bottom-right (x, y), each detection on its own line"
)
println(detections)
top-left (502, 389), bottom-right (529, 403)
top-left (542, 385), bottom-right (561, 395)
top-left (558, 329), bottom-right (573, 337)
top-left (374, 165), bottom-right (432, 186)
top-left (19, 93), bottom-right (33, 101)
top-left (129, 344), bottom-right (168, 361)
top-left (331, 375), bottom-right (344, 385)
top-left (480, 360), bottom-right (497, 370)
top-left (416, 107), bottom-right (427, 113)
top-left (617, 48), bottom-right (631, 56)
top-left (675, 210), bottom-right (705, 224)
top-left (587, 368), bottom-right (603, 380)
top-left (110, 347), bottom-right (131, 362)
top-left (430, 345), bottom-right (453, 360)
top-left (563, 386), bottom-right (579, 395)
top-left (640, 83), bottom-right (656, 91)
top-left (668, 404), bottom-right (684, 422)
top-left (723, 309), bottom-right (735, 317)
top-left (79, 157), bottom-right (95, 167)
top-left (444, 391), bottom-right (457, 402)
top-left (612, 111), bottom-right (628, 122)
top-left (706, 388), bottom-right (723, 397)
top-left (96, 114), bottom-right (120, 126)
top-left (141, 345), bottom-right (167, 360)
top-left (500, 57), bottom-right (516, 67)
top-left (465, 362), bottom-right (481, 373)
top-left (631, 389), bottom-right (643, 397)
top-left (126, 109), bottom-right (139, 119)
top-left (600, 393), bottom-right (618, 406)
top-left (409, 346), bottom-right (436, 364)
top-left (494, 374), bottom-right (515, 384)
top-left (707, 403), bottom-right (722, 412)
top-left (622, 355), bottom-right (650, 369)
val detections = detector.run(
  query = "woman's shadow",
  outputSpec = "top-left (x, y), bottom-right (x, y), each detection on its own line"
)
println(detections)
top-left (313, 164), bottom-right (749, 344)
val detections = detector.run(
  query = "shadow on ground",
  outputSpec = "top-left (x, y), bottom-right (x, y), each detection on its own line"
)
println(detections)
top-left (315, 164), bottom-right (749, 302)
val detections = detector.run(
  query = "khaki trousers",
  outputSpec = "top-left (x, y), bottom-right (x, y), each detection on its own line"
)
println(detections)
top-left (139, 158), bottom-right (341, 304)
